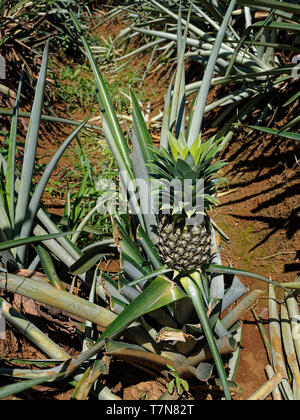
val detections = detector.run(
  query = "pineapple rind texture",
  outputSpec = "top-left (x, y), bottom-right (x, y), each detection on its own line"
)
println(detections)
top-left (156, 215), bottom-right (212, 271)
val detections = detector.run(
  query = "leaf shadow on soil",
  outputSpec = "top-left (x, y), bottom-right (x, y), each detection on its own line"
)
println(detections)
top-left (230, 206), bottom-right (299, 249)
top-left (218, 130), bottom-right (299, 252)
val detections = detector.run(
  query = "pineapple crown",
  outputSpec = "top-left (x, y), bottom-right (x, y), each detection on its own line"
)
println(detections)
top-left (149, 132), bottom-right (228, 217)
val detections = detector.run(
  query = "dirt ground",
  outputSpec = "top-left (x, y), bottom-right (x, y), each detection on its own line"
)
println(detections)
top-left (214, 135), bottom-right (299, 399)
top-left (0, 11), bottom-right (299, 401)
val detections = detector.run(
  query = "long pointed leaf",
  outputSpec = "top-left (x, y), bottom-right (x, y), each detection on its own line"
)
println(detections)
top-left (248, 125), bottom-right (300, 142)
top-left (96, 276), bottom-right (187, 343)
top-left (14, 41), bottom-right (49, 238)
top-left (70, 12), bottom-right (134, 179)
top-left (0, 230), bottom-right (79, 252)
top-left (137, 225), bottom-right (162, 270)
top-left (0, 108), bottom-right (102, 131)
top-left (205, 263), bottom-right (289, 291)
top-left (6, 66), bottom-right (24, 231)
top-left (169, 4), bottom-right (189, 138)
top-left (160, 73), bottom-right (174, 149)
top-left (0, 276), bottom-right (186, 382)
top-left (130, 89), bottom-right (153, 164)
top-left (236, 0), bottom-right (300, 15)
top-left (0, 375), bottom-right (58, 399)
top-left (130, 129), bottom-right (157, 241)
top-left (180, 276), bottom-right (231, 400)
top-left (35, 244), bottom-right (65, 290)
top-left (70, 13), bottom-right (147, 230)
top-left (187, 0), bottom-right (237, 146)
top-left (17, 116), bottom-right (91, 265)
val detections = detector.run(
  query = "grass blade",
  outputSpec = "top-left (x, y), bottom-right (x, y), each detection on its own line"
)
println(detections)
top-left (95, 276), bottom-right (186, 343)
top-left (70, 247), bottom-right (114, 276)
top-left (0, 108), bottom-right (102, 131)
top-left (169, 5), bottom-right (190, 138)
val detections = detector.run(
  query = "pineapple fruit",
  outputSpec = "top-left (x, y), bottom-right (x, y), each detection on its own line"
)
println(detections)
top-left (150, 132), bottom-right (227, 272)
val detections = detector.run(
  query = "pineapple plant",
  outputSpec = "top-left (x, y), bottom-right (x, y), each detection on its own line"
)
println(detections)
top-left (0, 2), bottom-right (291, 401)
top-left (69, 3), bottom-right (245, 400)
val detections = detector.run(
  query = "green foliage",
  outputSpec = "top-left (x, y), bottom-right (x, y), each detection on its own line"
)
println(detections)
top-left (0, 0), bottom-right (93, 53)
top-left (70, 4), bottom-right (241, 401)
top-left (167, 364), bottom-right (189, 396)
top-left (0, 0), bottom-right (299, 402)
top-left (97, 0), bottom-right (300, 141)
top-left (53, 63), bottom-right (97, 113)
top-left (0, 43), bottom-right (93, 274)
